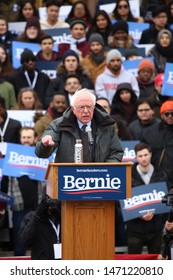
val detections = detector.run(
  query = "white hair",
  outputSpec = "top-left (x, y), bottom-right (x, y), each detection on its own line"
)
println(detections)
top-left (71, 88), bottom-right (96, 106)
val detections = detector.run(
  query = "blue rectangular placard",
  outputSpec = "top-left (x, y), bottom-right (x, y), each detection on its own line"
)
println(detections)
top-left (120, 182), bottom-right (169, 222)
top-left (58, 165), bottom-right (127, 200)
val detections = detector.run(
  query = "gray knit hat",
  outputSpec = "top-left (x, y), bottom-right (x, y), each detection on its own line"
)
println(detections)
top-left (88, 33), bottom-right (105, 46)
top-left (106, 49), bottom-right (122, 64)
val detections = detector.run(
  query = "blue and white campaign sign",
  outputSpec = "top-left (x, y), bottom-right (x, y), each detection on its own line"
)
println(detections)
top-left (0, 191), bottom-right (14, 206)
top-left (128, 22), bottom-right (149, 45)
top-left (36, 61), bottom-right (61, 79)
top-left (12, 41), bottom-right (58, 68)
top-left (161, 62), bottom-right (173, 96)
top-left (123, 57), bottom-right (154, 76)
top-left (0, 158), bottom-right (3, 183)
top-left (2, 143), bottom-right (54, 181)
top-left (45, 28), bottom-right (70, 44)
top-left (12, 41), bottom-right (40, 68)
top-left (121, 141), bottom-right (139, 162)
top-left (7, 110), bottom-right (46, 127)
top-left (120, 182), bottom-right (169, 222)
top-left (57, 164), bottom-right (127, 200)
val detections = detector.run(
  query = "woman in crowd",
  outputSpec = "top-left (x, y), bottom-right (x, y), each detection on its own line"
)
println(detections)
top-left (16, 0), bottom-right (39, 22)
top-left (17, 16), bottom-right (46, 43)
top-left (0, 15), bottom-right (17, 53)
top-left (12, 87), bottom-right (42, 110)
top-left (86, 10), bottom-right (113, 47)
top-left (111, 82), bottom-right (138, 125)
top-left (111, 0), bottom-right (143, 22)
top-left (148, 29), bottom-right (173, 74)
top-left (65, 0), bottom-right (92, 28)
top-left (0, 44), bottom-right (16, 80)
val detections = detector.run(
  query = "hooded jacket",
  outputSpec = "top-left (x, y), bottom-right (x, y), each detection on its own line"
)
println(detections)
top-left (35, 104), bottom-right (123, 163)
top-left (95, 66), bottom-right (139, 105)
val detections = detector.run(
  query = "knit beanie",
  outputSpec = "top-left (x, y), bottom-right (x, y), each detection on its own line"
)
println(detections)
top-left (20, 49), bottom-right (36, 64)
top-left (62, 49), bottom-right (79, 63)
top-left (138, 59), bottom-right (155, 72)
top-left (157, 29), bottom-right (172, 42)
top-left (88, 33), bottom-right (105, 46)
top-left (112, 20), bottom-right (128, 35)
top-left (25, 16), bottom-right (41, 31)
top-left (106, 49), bottom-right (122, 64)
top-left (70, 18), bottom-right (88, 29)
top-left (160, 100), bottom-right (173, 114)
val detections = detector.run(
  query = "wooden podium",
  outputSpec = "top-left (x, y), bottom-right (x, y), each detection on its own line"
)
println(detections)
top-left (45, 162), bottom-right (132, 260)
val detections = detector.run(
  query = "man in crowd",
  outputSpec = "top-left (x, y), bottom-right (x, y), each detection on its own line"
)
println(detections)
top-left (39, 0), bottom-right (69, 30)
top-left (34, 93), bottom-right (67, 141)
top-left (95, 49), bottom-right (139, 105)
top-left (82, 33), bottom-right (107, 84)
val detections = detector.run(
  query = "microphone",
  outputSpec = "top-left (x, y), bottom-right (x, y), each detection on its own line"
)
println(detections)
top-left (85, 126), bottom-right (94, 146)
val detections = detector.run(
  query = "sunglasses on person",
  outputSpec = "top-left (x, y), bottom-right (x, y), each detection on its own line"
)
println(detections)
top-left (164, 112), bottom-right (173, 117)
top-left (118, 4), bottom-right (129, 9)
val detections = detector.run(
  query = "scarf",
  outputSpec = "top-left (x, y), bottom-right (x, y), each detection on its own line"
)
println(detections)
top-left (90, 50), bottom-right (105, 65)
top-left (156, 41), bottom-right (173, 62)
top-left (47, 106), bottom-right (64, 119)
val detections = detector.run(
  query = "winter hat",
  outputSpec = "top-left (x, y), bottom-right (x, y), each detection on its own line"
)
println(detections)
top-left (20, 49), bottom-right (36, 64)
top-left (138, 59), bottom-right (155, 72)
top-left (154, 73), bottom-right (164, 86)
top-left (106, 49), bottom-right (122, 64)
top-left (112, 20), bottom-right (129, 35)
top-left (116, 83), bottom-right (134, 94)
top-left (160, 100), bottom-right (173, 114)
top-left (125, 48), bottom-right (141, 60)
top-left (157, 29), bottom-right (172, 42)
top-left (25, 16), bottom-right (41, 31)
top-left (62, 49), bottom-right (79, 63)
top-left (88, 33), bottom-right (105, 46)
top-left (70, 18), bottom-right (88, 29)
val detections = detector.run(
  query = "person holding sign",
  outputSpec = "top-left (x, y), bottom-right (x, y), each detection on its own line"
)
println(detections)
top-left (126, 142), bottom-right (169, 254)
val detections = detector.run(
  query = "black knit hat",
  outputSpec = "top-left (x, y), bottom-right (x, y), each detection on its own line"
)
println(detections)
top-left (20, 49), bottom-right (36, 64)
top-left (88, 33), bottom-right (105, 46)
top-left (62, 49), bottom-right (79, 63)
top-left (112, 20), bottom-right (129, 35)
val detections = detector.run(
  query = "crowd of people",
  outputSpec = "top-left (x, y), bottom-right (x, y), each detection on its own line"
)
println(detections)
top-left (0, 0), bottom-right (173, 260)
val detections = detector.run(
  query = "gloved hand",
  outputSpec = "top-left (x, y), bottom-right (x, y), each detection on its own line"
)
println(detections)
top-left (36, 198), bottom-right (49, 217)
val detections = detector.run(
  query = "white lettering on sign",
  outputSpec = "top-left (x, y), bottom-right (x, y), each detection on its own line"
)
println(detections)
top-left (8, 151), bottom-right (49, 169)
top-left (123, 190), bottom-right (165, 209)
top-left (63, 174), bottom-right (121, 190)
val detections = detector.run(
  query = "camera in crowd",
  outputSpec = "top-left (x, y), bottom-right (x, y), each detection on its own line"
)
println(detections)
top-left (46, 196), bottom-right (61, 218)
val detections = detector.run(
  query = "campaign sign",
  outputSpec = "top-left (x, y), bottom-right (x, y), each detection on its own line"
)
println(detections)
top-left (58, 164), bottom-right (127, 200)
top-left (123, 57), bottom-right (154, 77)
top-left (120, 182), bottom-right (169, 222)
top-left (161, 62), bottom-right (173, 96)
top-left (0, 191), bottom-right (14, 206)
top-left (121, 140), bottom-right (139, 162)
top-left (7, 110), bottom-right (46, 127)
top-left (2, 143), bottom-right (54, 181)
top-left (44, 28), bottom-right (70, 45)
top-left (36, 61), bottom-right (61, 79)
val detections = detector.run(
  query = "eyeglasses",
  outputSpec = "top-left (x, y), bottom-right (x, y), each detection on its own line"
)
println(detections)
top-left (164, 112), bottom-right (173, 117)
top-left (117, 5), bottom-right (129, 9)
top-left (74, 105), bottom-right (95, 111)
top-left (137, 108), bottom-right (151, 112)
